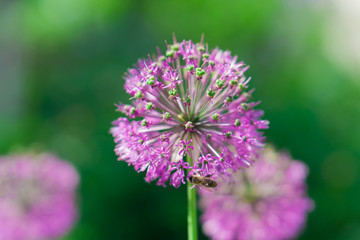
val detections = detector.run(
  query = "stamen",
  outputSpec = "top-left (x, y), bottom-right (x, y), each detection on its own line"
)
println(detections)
top-left (138, 125), bottom-right (175, 133)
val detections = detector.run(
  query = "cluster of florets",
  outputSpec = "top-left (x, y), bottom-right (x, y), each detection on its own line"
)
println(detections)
top-left (199, 147), bottom-right (313, 240)
top-left (0, 153), bottom-right (79, 240)
top-left (111, 38), bottom-right (269, 188)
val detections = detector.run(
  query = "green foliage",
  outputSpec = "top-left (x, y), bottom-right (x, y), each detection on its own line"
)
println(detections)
top-left (1, 0), bottom-right (360, 240)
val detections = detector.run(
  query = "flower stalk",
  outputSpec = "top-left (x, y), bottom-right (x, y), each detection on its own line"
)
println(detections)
top-left (186, 154), bottom-right (198, 240)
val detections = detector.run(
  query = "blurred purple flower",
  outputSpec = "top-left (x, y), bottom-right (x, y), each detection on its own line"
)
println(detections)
top-left (199, 147), bottom-right (314, 240)
top-left (0, 153), bottom-right (79, 240)
top-left (111, 37), bottom-right (268, 187)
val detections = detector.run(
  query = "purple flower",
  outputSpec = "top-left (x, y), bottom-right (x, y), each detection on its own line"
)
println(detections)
top-left (198, 147), bottom-right (314, 240)
top-left (111, 37), bottom-right (268, 187)
top-left (0, 153), bottom-right (79, 240)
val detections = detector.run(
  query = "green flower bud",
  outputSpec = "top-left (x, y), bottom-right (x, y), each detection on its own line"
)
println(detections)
top-left (212, 113), bottom-right (220, 122)
top-left (240, 103), bottom-right (248, 111)
top-left (166, 50), bottom-right (175, 58)
top-left (216, 79), bottom-right (225, 88)
top-left (230, 79), bottom-right (238, 86)
top-left (238, 83), bottom-right (246, 91)
top-left (146, 76), bottom-right (155, 86)
top-left (207, 89), bottom-right (216, 98)
top-left (171, 44), bottom-right (179, 51)
top-left (226, 96), bottom-right (233, 103)
top-left (197, 46), bottom-right (205, 52)
top-left (184, 121), bottom-right (194, 131)
top-left (129, 107), bottom-right (136, 115)
top-left (141, 119), bottom-right (148, 127)
top-left (160, 134), bottom-right (167, 142)
top-left (183, 96), bottom-right (191, 105)
top-left (168, 88), bottom-right (178, 96)
top-left (158, 56), bottom-right (166, 62)
top-left (234, 119), bottom-right (241, 127)
top-left (145, 102), bottom-right (154, 110)
top-left (202, 53), bottom-right (210, 58)
top-left (187, 64), bottom-right (195, 71)
top-left (196, 68), bottom-right (206, 76)
top-left (135, 90), bottom-right (143, 99)
top-left (243, 92), bottom-right (250, 99)
top-left (163, 112), bottom-right (171, 120)
top-left (225, 131), bottom-right (232, 139)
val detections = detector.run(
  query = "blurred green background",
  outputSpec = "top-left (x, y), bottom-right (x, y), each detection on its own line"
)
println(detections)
top-left (1, 0), bottom-right (360, 239)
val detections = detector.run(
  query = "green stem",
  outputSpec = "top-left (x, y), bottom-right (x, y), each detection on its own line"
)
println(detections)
top-left (186, 154), bottom-right (198, 240)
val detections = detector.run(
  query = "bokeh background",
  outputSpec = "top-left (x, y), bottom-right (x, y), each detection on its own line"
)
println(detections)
top-left (1, 0), bottom-right (360, 239)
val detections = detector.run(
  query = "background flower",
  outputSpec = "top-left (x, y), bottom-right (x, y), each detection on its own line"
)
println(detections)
top-left (0, 153), bottom-right (79, 240)
top-left (199, 147), bottom-right (313, 240)
top-left (111, 38), bottom-right (268, 187)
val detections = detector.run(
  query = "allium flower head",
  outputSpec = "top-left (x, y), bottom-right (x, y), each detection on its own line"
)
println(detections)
top-left (199, 147), bottom-right (314, 240)
top-left (111, 36), bottom-right (268, 187)
top-left (0, 153), bottom-right (79, 240)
